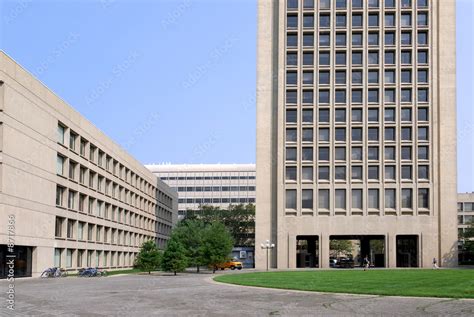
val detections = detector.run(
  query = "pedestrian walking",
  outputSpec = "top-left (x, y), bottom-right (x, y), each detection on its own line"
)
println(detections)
top-left (432, 257), bottom-right (439, 269)
top-left (363, 256), bottom-right (370, 271)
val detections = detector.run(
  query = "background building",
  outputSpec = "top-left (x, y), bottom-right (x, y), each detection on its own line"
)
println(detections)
top-left (0, 52), bottom-right (177, 278)
top-left (147, 164), bottom-right (256, 219)
top-left (458, 193), bottom-right (474, 236)
top-left (256, 0), bottom-right (457, 269)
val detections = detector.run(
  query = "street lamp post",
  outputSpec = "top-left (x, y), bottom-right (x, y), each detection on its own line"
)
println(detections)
top-left (260, 240), bottom-right (275, 271)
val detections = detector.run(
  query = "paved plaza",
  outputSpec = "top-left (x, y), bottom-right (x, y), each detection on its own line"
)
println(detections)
top-left (1, 271), bottom-right (473, 316)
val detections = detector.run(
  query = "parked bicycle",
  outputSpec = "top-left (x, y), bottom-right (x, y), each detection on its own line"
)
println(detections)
top-left (41, 267), bottom-right (68, 278)
top-left (78, 267), bottom-right (107, 277)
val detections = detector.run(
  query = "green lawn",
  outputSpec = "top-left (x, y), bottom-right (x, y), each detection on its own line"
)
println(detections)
top-left (214, 270), bottom-right (474, 299)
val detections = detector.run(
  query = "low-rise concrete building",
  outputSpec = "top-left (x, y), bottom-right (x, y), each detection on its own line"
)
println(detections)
top-left (0, 52), bottom-right (177, 278)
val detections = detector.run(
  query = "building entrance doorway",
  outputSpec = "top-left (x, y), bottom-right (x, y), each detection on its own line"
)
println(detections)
top-left (296, 236), bottom-right (319, 268)
top-left (0, 245), bottom-right (33, 278)
top-left (330, 235), bottom-right (385, 268)
top-left (396, 235), bottom-right (419, 267)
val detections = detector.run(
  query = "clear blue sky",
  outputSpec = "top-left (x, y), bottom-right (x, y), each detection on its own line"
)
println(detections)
top-left (0, 0), bottom-right (473, 192)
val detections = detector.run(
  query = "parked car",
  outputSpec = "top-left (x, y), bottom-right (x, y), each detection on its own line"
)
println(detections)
top-left (214, 260), bottom-right (243, 271)
top-left (335, 257), bottom-right (354, 268)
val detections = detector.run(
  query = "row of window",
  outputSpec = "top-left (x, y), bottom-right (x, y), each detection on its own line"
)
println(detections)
top-left (458, 202), bottom-right (474, 212)
top-left (287, 0), bottom-right (429, 10)
top-left (57, 122), bottom-right (156, 198)
top-left (285, 164), bottom-right (429, 182)
top-left (173, 186), bottom-right (256, 192)
top-left (285, 187), bottom-right (430, 211)
top-left (56, 154), bottom-right (168, 213)
top-left (54, 247), bottom-right (138, 269)
top-left (55, 186), bottom-right (162, 232)
top-left (288, 11), bottom-right (429, 30)
top-left (287, 68), bottom-right (429, 86)
top-left (458, 215), bottom-right (474, 225)
top-left (287, 51), bottom-right (428, 70)
top-left (177, 197), bottom-right (256, 205)
top-left (160, 175), bottom-right (256, 181)
top-left (286, 107), bottom-right (429, 125)
top-left (55, 217), bottom-right (157, 247)
top-left (285, 127), bottom-right (429, 145)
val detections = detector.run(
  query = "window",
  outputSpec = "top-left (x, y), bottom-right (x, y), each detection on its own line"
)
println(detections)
top-left (352, 0), bottom-right (362, 8)
top-left (335, 71), bottom-right (346, 84)
top-left (303, 34), bottom-right (314, 46)
top-left (402, 166), bottom-right (412, 180)
top-left (320, 14), bottom-right (330, 28)
top-left (286, 148), bottom-right (297, 161)
top-left (319, 71), bottom-right (330, 85)
top-left (368, 33), bottom-right (379, 46)
top-left (286, 167), bottom-right (297, 181)
top-left (418, 88), bottom-right (429, 102)
top-left (352, 90), bottom-right (362, 103)
top-left (418, 146), bottom-right (429, 160)
top-left (336, 33), bottom-right (346, 46)
top-left (418, 0), bottom-right (428, 7)
top-left (385, 32), bottom-right (395, 45)
top-left (351, 147), bottom-right (362, 161)
top-left (368, 146), bottom-right (379, 160)
top-left (303, 52), bottom-right (314, 66)
top-left (401, 51), bottom-right (412, 64)
top-left (303, 90), bottom-right (313, 103)
top-left (79, 194), bottom-right (86, 212)
top-left (418, 189), bottom-right (429, 208)
top-left (335, 109), bottom-right (346, 123)
top-left (368, 109), bottom-right (379, 122)
top-left (401, 70), bottom-right (412, 83)
top-left (385, 13), bottom-right (395, 27)
top-left (401, 13), bottom-right (412, 27)
top-left (385, 166), bottom-right (396, 180)
top-left (287, 15), bottom-right (298, 29)
top-left (318, 189), bottom-right (329, 209)
top-left (368, 128), bottom-right (379, 141)
top-left (385, 189), bottom-right (396, 209)
top-left (418, 70), bottom-right (428, 83)
top-left (303, 71), bottom-right (313, 84)
top-left (320, 0), bottom-right (330, 9)
top-left (287, 0), bottom-right (298, 9)
top-left (302, 189), bottom-right (313, 209)
top-left (69, 132), bottom-right (77, 151)
top-left (352, 52), bottom-right (362, 65)
top-left (302, 128), bottom-right (313, 142)
top-left (335, 166), bottom-right (346, 180)
top-left (369, 14), bottom-right (379, 27)
top-left (368, 51), bottom-right (379, 65)
top-left (419, 165), bottom-right (429, 180)
top-left (286, 72), bottom-right (297, 85)
top-left (286, 110), bottom-right (297, 123)
top-left (418, 127), bottom-right (429, 141)
top-left (418, 31), bottom-right (428, 45)
top-left (368, 0), bottom-right (379, 8)
top-left (385, 127), bottom-right (395, 141)
top-left (352, 166), bottom-right (363, 180)
top-left (401, 32), bottom-right (412, 45)
top-left (57, 155), bottom-right (65, 175)
top-left (401, 108), bottom-right (412, 122)
top-left (319, 128), bottom-right (330, 142)
top-left (286, 129), bottom-right (297, 143)
top-left (55, 217), bottom-right (63, 237)
top-left (368, 189), bottom-right (379, 209)
top-left (385, 108), bottom-right (395, 122)
top-left (336, 0), bottom-right (346, 9)
top-left (303, 0), bottom-right (314, 8)
top-left (286, 90), bottom-right (297, 103)
top-left (418, 51), bottom-right (428, 64)
top-left (402, 189), bottom-right (413, 209)
top-left (352, 71), bottom-right (362, 84)
top-left (319, 52), bottom-right (330, 65)
top-left (385, 0), bottom-right (395, 7)
top-left (318, 147), bottom-right (329, 161)
top-left (57, 124), bottom-right (66, 144)
top-left (68, 190), bottom-right (76, 209)
top-left (54, 249), bottom-right (62, 267)
top-left (352, 33), bottom-right (363, 46)
top-left (56, 186), bottom-right (65, 206)
top-left (385, 51), bottom-right (395, 64)
top-left (78, 222), bottom-right (84, 240)
top-left (401, 127), bottom-right (412, 141)
top-left (368, 165), bottom-right (380, 182)
top-left (335, 190), bottom-right (346, 209)
top-left (401, 89), bottom-right (412, 102)
top-left (303, 14), bottom-right (314, 28)
top-left (319, 90), bottom-right (330, 103)
top-left (318, 167), bottom-right (330, 181)
top-left (335, 147), bottom-right (346, 161)
top-left (303, 147), bottom-right (314, 161)
top-left (336, 14), bottom-right (346, 27)
top-left (319, 109), bottom-right (330, 123)
top-left (352, 189), bottom-right (363, 209)
top-left (336, 52), bottom-right (346, 65)
top-left (368, 89), bottom-right (379, 103)
top-left (67, 219), bottom-right (74, 239)
top-left (401, 146), bottom-right (412, 160)
top-left (385, 146), bottom-right (396, 160)
top-left (352, 128), bottom-right (362, 142)
top-left (368, 70), bottom-right (379, 84)
top-left (352, 14), bottom-right (363, 28)
top-left (287, 52), bottom-right (297, 66)
top-left (418, 13), bottom-right (428, 26)
top-left (302, 166), bottom-right (313, 181)
top-left (385, 89), bottom-right (395, 103)
top-left (418, 108), bottom-right (429, 121)
top-left (401, 0), bottom-right (411, 8)
top-left (286, 190), bottom-right (297, 209)
top-left (335, 90), bottom-right (346, 103)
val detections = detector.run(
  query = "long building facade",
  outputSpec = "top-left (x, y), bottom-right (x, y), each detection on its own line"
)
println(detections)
top-left (256, 0), bottom-right (457, 269)
top-left (0, 52), bottom-right (177, 278)
top-left (146, 164), bottom-right (255, 219)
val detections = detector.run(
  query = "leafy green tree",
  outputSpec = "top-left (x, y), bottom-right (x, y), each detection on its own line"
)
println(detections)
top-left (330, 240), bottom-right (353, 258)
top-left (186, 204), bottom-right (255, 246)
top-left (161, 237), bottom-right (188, 276)
top-left (172, 219), bottom-right (207, 273)
top-left (135, 240), bottom-right (162, 274)
top-left (201, 222), bottom-right (234, 273)
top-left (460, 221), bottom-right (474, 253)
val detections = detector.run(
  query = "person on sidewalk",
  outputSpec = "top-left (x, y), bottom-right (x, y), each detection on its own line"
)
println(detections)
top-left (432, 257), bottom-right (439, 269)
top-left (363, 256), bottom-right (370, 271)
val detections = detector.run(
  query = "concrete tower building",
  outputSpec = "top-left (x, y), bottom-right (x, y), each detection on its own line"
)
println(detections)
top-left (256, 0), bottom-right (456, 269)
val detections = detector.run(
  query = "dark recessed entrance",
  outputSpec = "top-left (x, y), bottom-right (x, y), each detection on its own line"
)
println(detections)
top-left (330, 235), bottom-right (385, 268)
top-left (0, 245), bottom-right (33, 279)
top-left (396, 235), bottom-right (419, 267)
top-left (296, 236), bottom-right (319, 268)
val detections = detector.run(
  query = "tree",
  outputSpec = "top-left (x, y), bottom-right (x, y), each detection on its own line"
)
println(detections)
top-left (135, 240), bottom-right (162, 274)
top-left (186, 204), bottom-right (255, 246)
top-left (201, 222), bottom-right (234, 273)
top-left (161, 236), bottom-right (188, 275)
top-left (460, 221), bottom-right (474, 253)
top-left (172, 219), bottom-right (207, 273)
top-left (330, 240), bottom-right (353, 258)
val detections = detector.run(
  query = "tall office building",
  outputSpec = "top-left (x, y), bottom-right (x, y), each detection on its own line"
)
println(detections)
top-left (146, 164), bottom-right (256, 219)
top-left (0, 52), bottom-right (177, 277)
top-left (256, 0), bottom-right (456, 269)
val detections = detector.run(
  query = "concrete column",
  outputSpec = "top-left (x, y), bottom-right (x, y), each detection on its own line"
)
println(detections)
top-left (320, 234), bottom-right (330, 268)
top-left (288, 234), bottom-right (296, 269)
top-left (387, 234), bottom-right (397, 268)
